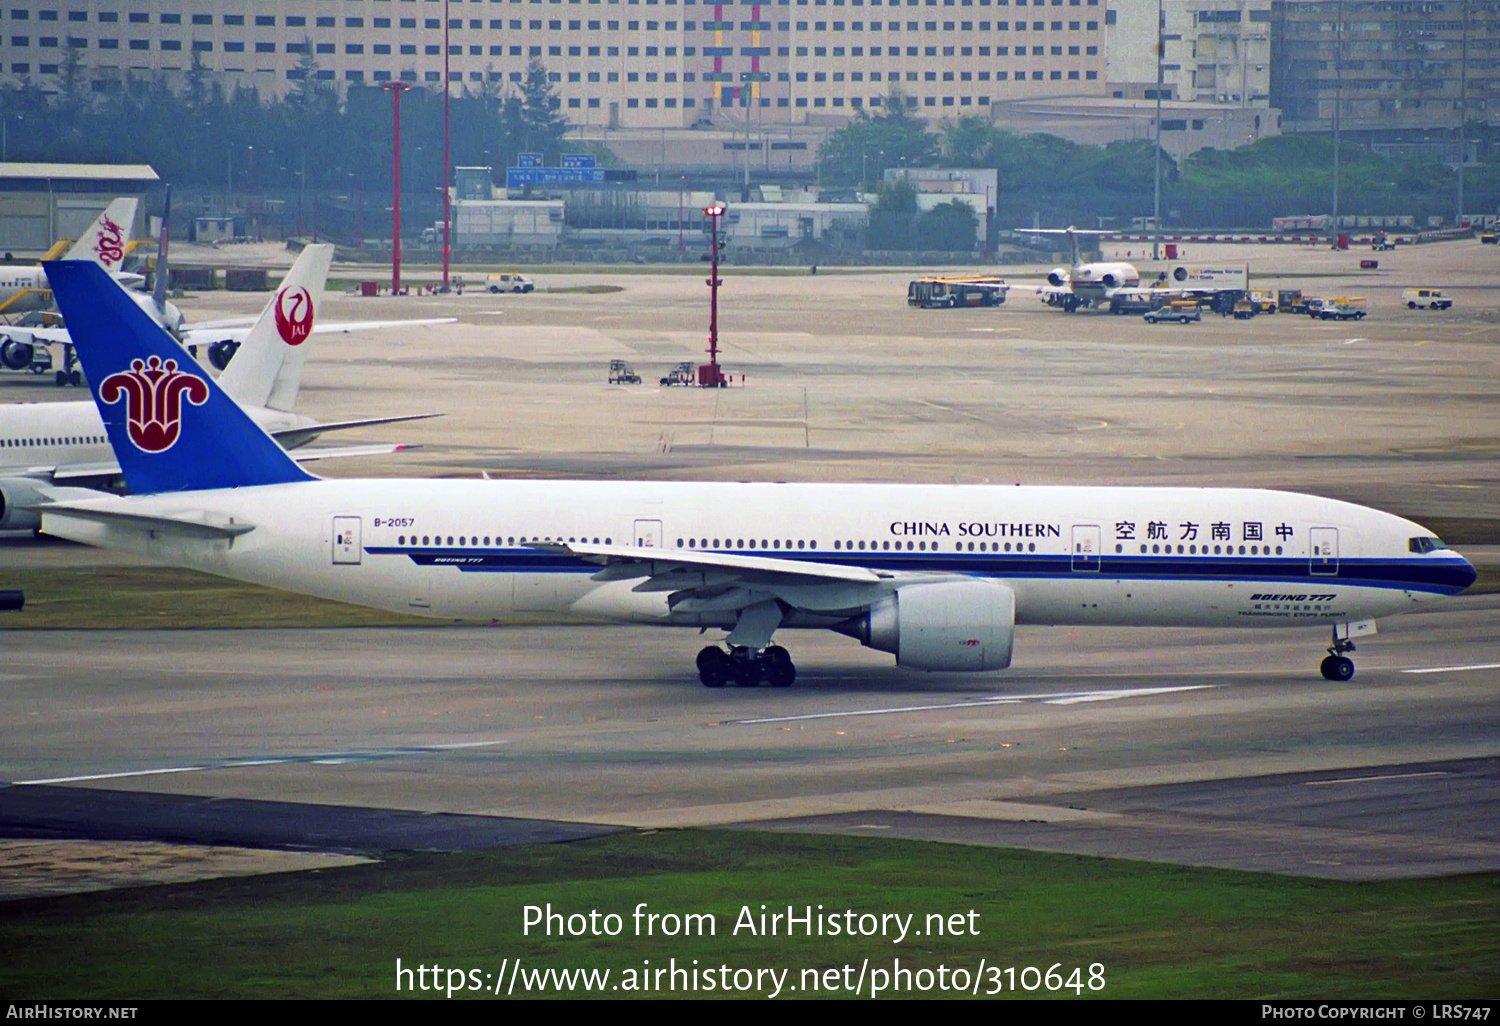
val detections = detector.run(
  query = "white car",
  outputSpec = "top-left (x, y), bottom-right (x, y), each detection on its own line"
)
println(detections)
top-left (1401, 287), bottom-right (1452, 310)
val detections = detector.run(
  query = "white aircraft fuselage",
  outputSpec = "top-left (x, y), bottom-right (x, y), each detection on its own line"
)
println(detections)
top-left (44, 479), bottom-right (1473, 633)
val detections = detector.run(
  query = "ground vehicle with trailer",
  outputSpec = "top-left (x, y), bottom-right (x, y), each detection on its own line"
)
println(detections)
top-left (608, 359), bottom-right (641, 384)
top-left (1401, 287), bottom-right (1452, 310)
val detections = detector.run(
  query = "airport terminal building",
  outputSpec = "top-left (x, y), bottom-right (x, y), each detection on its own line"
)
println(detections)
top-left (0, 0), bottom-right (1108, 128)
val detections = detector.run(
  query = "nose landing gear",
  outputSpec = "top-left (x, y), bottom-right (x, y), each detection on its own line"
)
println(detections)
top-left (1320, 626), bottom-right (1357, 681)
top-left (697, 644), bottom-right (797, 688)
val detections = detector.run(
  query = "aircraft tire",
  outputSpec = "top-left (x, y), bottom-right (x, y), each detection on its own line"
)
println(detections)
top-left (1320, 655), bottom-right (1355, 681)
top-left (697, 646), bottom-right (729, 688)
top-left (764, 646), bottom-right (795, 688)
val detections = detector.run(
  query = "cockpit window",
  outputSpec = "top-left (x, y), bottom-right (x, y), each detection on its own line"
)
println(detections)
top-left (1409, 537), bottom-right (1449, 554)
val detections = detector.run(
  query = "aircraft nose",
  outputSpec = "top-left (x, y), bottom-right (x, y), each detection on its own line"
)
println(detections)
top-left (1454, 553), bottom-right (1479, 593)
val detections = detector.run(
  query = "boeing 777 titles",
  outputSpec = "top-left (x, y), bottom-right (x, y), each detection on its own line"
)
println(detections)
top-left (35, 260), bottom-right (1477, 686)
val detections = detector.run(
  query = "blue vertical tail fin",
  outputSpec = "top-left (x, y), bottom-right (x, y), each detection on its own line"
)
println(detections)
top-left (43, 259), bottom-right (314, 494)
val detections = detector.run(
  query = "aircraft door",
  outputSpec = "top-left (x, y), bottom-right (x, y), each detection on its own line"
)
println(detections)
top-left (332, 516), bottom-right (362, 565)
top-left (633, 519), bottom-right (663, 549)
top-left (1071, 524), bottom-right (1101, 572)
top-left (1310, 527), bottom-right (1339, 575)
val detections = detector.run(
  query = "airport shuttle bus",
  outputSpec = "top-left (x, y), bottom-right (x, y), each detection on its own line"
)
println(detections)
top-left (907, 277), bottom-right (1010, 309)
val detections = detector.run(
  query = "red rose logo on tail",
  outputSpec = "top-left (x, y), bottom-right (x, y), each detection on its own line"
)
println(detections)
top-left (99, 356), bottom-right (210, 454)
top-left (93, 216), bottom-right (125, 268)
top-left (274, 286), bottom-right (314, 346)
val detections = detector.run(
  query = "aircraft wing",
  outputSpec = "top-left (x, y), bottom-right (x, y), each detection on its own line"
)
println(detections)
top-left (0, 324), bottom-right (73, 347)
top-left (552, 541), bottom-right (911, 616)
top-left (181, 316), bottom-right (456, 345)
top-left (268, 413), bottom-right (441, 450)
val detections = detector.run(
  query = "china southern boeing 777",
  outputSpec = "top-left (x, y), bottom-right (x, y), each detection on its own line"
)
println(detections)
top-left (36, 260), bottom-right (1476, 687)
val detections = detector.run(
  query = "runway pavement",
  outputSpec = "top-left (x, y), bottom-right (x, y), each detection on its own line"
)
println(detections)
top-left (1, 241), bottom-right (1497, 887)
top-left (0, 593), bottom-right (1496, 880)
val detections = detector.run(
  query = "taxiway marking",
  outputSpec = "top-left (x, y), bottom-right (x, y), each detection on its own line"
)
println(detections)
top-left (1401, 662), bottom-right (1500, 675)
top-left (14, 740), bottom-right (510, 786)
top-left (726, 685), bottom-right (1215, 725)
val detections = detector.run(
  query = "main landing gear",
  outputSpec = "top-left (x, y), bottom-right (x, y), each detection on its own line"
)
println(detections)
top-left (697, 644), bottom-right (796, 688)
top-left (1320, 626), bottom-right (1357, 681)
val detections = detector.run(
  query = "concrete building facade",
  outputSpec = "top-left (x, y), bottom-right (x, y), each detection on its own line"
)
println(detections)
top-left (1270, 0), bottom-right (1500, 135)
top-left (1106, 0), bottom-right (1272, 105)
top-left (1, 0), bottom-right (1111, 129)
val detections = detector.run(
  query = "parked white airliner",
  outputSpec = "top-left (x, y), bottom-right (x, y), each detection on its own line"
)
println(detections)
top-left (0, 246), bottom-right (437, 531)
top-left (1019, 226), bottom-right (1142, 313)
top-left (36, 260), bottom-right (1477, 686)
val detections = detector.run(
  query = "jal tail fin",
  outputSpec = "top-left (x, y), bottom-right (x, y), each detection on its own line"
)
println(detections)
top-left (42, 259), bottom-right (314, 495)
top-left (216, 243), bottom-right (333, 411)
top-left (62, 198), bottom-right (139, 273)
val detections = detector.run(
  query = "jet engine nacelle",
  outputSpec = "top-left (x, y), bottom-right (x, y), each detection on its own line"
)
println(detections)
top-left (0, 478), bottom-right (51, 531)
top-left (837, 579), bottom-right (1015, 671)
top-left (1046, 268), bottom-right (1069, 288)
top-left (1100, 272), bottom-right (1120, 289)
top-left (0, 337), bottom-right (34, 371)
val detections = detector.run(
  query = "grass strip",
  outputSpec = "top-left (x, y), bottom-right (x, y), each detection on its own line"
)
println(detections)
top-left (0, 830), bottom-right (1494, 999)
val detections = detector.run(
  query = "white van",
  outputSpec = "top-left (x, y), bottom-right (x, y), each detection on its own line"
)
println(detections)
top-left (486, 273), bottom-right (535, 294)
top-left (1401, 287), bottom-right (1451, 310)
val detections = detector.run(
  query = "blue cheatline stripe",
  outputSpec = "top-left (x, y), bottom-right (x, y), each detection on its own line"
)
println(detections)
top-left (362, 547), bottom-right (1472, 596)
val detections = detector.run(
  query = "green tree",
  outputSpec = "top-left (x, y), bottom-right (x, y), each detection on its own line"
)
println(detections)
top-left (517, 59), bottom-right (569, 160)
top-left (866, 176), bottom-right (920, 249)
top-left (917, 199), bottom-right (978, 251)
top-left (817, 96), bottom-right (939, 187)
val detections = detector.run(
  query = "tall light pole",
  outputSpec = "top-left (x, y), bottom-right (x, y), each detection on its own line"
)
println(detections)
top-left (442, 0), bottom-right (452, 289)
top-left (1458, 0), bottom-right (1469, 225)
top-left (383, 81), bottom-right (413, 294)
top-left (1331, 0), bottom-right (1343, 249)
top-left (702, 203), bottom-right (727, 388)
top-left (1152, 0), bottom-right (1164, 262)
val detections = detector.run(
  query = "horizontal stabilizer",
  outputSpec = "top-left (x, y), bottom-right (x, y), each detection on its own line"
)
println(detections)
top-left (284, 443), bottom-right (416, 462)
top-left (43, 502), bottom-right (255, 540)
top-left (269, 412), bottom-right (440, 450)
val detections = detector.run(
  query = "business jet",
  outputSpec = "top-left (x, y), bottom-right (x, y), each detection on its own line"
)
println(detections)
top-left (1019, 227), bottom-right (1142, 313)
top-left (0, 246), bottom-right (440, 532)
top-left (34, 260), bottom-right (1477, 686)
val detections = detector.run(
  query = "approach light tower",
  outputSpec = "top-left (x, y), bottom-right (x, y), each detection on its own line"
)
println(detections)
top-left (700, 203), bottom-right (729, 388)
top-left (382, 81), bottom-right (413, 295)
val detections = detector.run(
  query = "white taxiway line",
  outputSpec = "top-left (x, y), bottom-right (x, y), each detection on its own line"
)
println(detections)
top-left (726, 685), bottom-right (1215, 725)
top-left (1400, 662), bottom-right (1500, 675)
top-left (13, 740), bottom-right (510, 786)
top-left (1303, 771), bottom-right (1449, 787)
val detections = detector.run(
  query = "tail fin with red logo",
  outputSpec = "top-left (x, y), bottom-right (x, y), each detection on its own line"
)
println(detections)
top-left (216, 243), bottom-right (333, 411)
top-left (42, 259), bottom-right (314, 495)
top-left (62, 198), bottom-right (140, 273)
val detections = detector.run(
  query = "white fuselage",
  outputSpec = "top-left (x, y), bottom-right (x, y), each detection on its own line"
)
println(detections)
top-left (0, 267), bottom-right (49, 312)
top-left (42, 480), bottom-right (1474, 632)
top-left (0, 400), bottom-right (319, 475)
